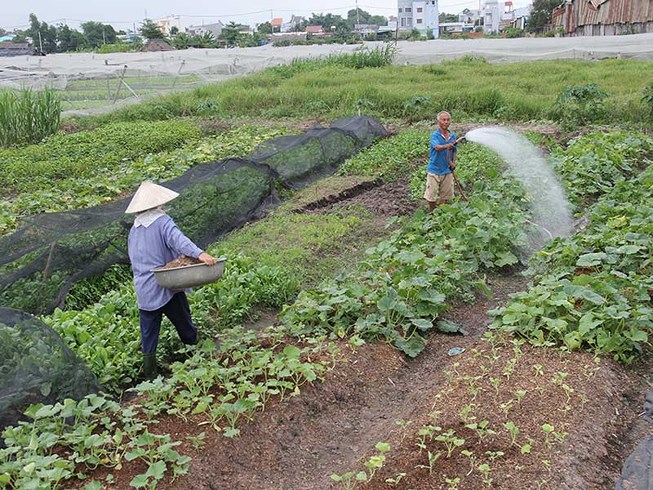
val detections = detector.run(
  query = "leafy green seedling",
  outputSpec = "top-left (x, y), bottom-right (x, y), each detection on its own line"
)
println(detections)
top-left (504, 421), bottom-right (520, 446)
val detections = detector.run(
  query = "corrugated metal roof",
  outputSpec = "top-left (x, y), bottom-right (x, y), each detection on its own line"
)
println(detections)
top-left (553, 0), bottom-right (653, 31)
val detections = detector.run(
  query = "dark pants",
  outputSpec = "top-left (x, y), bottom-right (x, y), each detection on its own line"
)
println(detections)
top-left (139, 292), bottom-right (197, 354)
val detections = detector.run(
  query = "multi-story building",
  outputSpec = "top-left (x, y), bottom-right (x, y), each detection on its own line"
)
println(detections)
top-left (482, 0), bottom-right (503, 33)
top-left (398, 0), bottom-right (439, 35)
top-left (398, 0), bottom-right (414, 29)
top-left (155, 15), bottom-right (183, 35)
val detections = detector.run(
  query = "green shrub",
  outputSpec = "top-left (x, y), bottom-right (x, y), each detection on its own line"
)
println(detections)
top-left (552, 83), bottom-right (609, 130)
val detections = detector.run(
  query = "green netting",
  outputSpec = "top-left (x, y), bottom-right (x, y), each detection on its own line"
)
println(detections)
top-left (0, 307), bottom-right (101, 431)
top-left (0, 116), bottom-right (387, 314)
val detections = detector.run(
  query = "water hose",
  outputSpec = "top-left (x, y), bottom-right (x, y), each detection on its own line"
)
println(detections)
top-left (447, 136), bottom-right (468, 202)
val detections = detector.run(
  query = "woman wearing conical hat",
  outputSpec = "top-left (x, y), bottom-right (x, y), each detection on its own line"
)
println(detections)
top-left (125, 181), bottom-right (216, 378)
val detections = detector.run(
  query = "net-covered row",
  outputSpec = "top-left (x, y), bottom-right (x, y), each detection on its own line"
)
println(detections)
top-left (0, 307), bottom-right (101, 431)
top-left (0, 116), bottom-right (387, 315)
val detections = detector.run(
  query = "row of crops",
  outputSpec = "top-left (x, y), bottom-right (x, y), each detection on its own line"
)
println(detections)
top-left (0, 121), bottom-right (290, 234)
top-left (1, 124), bottom-right (651, 488)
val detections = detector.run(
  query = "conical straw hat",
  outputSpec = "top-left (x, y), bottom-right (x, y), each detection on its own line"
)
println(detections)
top-left (125, 181), bottom-right (179, 214)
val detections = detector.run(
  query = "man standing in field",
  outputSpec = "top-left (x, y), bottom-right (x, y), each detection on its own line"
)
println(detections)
top-left (424, 111), bottom-right (459, 211)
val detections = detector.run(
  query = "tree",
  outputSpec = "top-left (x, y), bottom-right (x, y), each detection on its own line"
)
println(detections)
top-left (257, 21), bottom-right (272, 35)
top-left (198, 32), bottom-right (216, 48)
top-left (169, 26), bottom-right (179, 36)
top-left (25, 13), bottom-right (57, 53)
top-left (81, 21), bottom-right (116, 48)
top-left (139, 19), bottom-right (165, 39)
top-left (219, 21), bottom-right (242, 46)
top-left (346, 8), bottom-right (386, 28)
top-left (0, 27), bottom-right (7, 37)
top-left (439, 12), bottom-right (458, 23)
top-left (306, 13), bottom-right (350, 33)
top-left (172, 32), bottom-right (191, 49)
top-left (13, 31), bottom-right (27, 43)
top-left (528, 0), bottom-right (560, 33)
top-left (57, 24), bottom-right (87, 52)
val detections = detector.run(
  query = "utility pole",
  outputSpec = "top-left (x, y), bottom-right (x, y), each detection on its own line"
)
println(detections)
top-left (355, 0), bottom-right (360, 38)
top-left (38, 31), bottom-right (43, 54)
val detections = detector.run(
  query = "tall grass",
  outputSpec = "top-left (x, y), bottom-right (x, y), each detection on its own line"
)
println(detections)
top-left (83, 57), bottom-right (652, 127)
top-left (0, 88), bottom-right (61, 147)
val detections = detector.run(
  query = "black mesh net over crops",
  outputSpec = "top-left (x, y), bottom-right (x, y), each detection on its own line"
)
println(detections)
top-left (0, 116), bottom-right (387, 315)
top-left (0, 307), bottom-right (101, 431)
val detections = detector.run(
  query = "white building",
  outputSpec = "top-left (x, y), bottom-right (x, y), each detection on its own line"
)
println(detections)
top-left (459, 9), bottom-right (482, 25)
top-left (482, 0), bottom-right (502, 33)
top-left (398, 0), bottom-right (414, 28)
top-left (281, 15), bottom-right (305, 33)
top-left (186, 22), bottom-right (224, 38)
top-left (155, 15), bottom-right (183, 35)
top-left (398, 0), bottom-right (439, 35)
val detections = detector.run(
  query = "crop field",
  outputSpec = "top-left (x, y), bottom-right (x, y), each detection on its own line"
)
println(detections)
top-left (0, 46), bottom-right (652, 490)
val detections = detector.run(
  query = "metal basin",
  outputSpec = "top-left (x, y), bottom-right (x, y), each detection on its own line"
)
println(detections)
top-left (152, 258), bottom-right (226, 289)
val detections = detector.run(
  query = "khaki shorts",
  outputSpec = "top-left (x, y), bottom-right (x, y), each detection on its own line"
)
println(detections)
top-left (424, 172), bottom-right (454, 202)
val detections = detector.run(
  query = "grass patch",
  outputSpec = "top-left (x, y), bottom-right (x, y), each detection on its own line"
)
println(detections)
top-left (0, 88), bottom-right (61, 147)
top-left (79, 58), bottom-right (652, 126)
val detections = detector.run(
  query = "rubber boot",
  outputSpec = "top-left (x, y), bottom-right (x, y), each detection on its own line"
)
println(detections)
top-left (142, 352), bottom-right (158, 379)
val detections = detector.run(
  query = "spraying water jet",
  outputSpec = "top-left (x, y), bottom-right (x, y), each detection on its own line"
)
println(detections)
top-left (463, 127), bottom-right (573, 253)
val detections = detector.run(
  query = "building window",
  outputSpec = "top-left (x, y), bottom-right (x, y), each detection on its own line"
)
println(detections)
top-left (401, 18), bottom-right (406, 26)
top-left (417, 18), bottom-right (423, 23)
top-left (417, 7), bottom-right (423, 12)
top-left (398, 7), bottom-right (403, 12)
top-left (405, 7), bottom-right (412, 12)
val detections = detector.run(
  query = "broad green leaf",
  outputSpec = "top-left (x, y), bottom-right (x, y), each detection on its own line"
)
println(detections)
top-left (129, 473), bottom-right (150, 488)
top-left (417, 289), bottom-right (446, 305)
top-left (282, 345), bottom-right (302, 359)
top-left (436, 319), bottom-right (464, 334)
top-left (410, 318), bottom-right (433, 331)
top-left (394, 334), bottom-right (425, 358)
top-left (627, 328), bottom-right (647, 343)
top-left (224, 427), bottom-right (240, 438)
top-left (39, 382), bottom-right (52, 397)
top-left (615, 244), bottom-right (643, 255)
top-left (494, 251), bottom-right (519, 267)
top-left (563, 331), bottom-right (582, 351)
top-left (375, 442), bottom-right (391, 452)
top-left (145, 461), bottom-right (166, 480)
top-left (578, 313), bottom-right (602, 335)
top-left (576, 253), bottom-right (606, 267)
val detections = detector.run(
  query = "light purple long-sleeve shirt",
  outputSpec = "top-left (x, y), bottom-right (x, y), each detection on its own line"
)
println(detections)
top-left (127, 214), bottom-right (203, 311)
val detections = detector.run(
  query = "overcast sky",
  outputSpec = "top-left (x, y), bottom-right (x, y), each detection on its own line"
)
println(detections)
top-left (1, 0), bottom-right (531, 31)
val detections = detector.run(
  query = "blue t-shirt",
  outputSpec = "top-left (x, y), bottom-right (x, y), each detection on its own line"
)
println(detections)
top-left (427, 129), bottom-right (457, 175)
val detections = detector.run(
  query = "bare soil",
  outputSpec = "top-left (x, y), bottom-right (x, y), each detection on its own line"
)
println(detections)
top-left (162, 255), bottom-right (202, 269)
top-left (84, 174), bottom-right (652, 489)
top-left (160, 272), bottom-right (651, 490)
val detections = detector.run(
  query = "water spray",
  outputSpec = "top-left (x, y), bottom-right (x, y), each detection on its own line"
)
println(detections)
top-left (463, 127), bottom-right (573, 251)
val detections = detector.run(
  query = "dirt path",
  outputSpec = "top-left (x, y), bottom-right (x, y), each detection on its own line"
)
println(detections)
top-left (167, 275), bottom-right (527, 489)
top-left (167, 270), bottom-right (650, 490)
